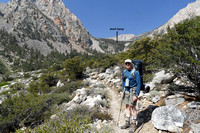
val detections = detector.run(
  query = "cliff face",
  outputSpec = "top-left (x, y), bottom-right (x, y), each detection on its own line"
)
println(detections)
top-left (34, 0), bottom-right (93, 48)
top-left (0, 0), bottom-right (102, 55)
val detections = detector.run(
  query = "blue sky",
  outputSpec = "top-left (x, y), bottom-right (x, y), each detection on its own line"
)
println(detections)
top-left (1, 0), bottom-right (196, 38)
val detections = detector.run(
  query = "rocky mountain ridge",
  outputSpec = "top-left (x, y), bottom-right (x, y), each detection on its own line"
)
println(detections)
top-left (133, 0), bottom-right (200, 40)
top-left (1, 0), bottom-right (199, 56)
top-left (0, 0), bottom-right (123, 56)
top-left (107, 34), bottom-right (135, 41)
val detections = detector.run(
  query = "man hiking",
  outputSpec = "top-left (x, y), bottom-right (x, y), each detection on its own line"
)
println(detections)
top-left (120, 59), bottom-right (141, 131)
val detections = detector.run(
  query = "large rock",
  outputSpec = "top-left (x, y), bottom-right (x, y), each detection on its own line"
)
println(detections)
top-left (113, 66), bottom-right (121, 77)
top-left (82, 95), bottom-right (103, 108)
top-left (98, 73), bottom-right (109, 80)
top-left (152, 106), bottom-right (188, 132)
top-left (146, 70), bottom-right (174, 90)
top-left (190, 123), bottom-right (200, 133)
top-left (105, 68), bottom-right (114, 75)
top-left (72, 88), bottom-right (87, 104)
top-left (114, 66), bottom-right (120, 72)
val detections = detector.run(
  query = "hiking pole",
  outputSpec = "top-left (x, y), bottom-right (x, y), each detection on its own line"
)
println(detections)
top-left (117, 88), bottom-right (125, 127)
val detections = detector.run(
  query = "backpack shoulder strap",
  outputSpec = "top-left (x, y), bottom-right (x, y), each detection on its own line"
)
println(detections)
top-left (123, 68), bottom-right (135, 79)
top-left (131, 68), bottom-right (136, 80)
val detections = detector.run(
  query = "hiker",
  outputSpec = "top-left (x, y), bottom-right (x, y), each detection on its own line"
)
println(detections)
top-left (120, 59), bottom-right (141, 130)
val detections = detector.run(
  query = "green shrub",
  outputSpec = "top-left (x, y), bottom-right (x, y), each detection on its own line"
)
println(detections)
top-left (40, 72), bottom-right (58, 87)
top-left (10, 82), bottom-right (25, 91)
top-left (0, 59), bottom-right (8, 74)
top-left (143, 72), bottom-right (154, 83)
top-left (23, 73), bottom-right (30, 79)
top-left (66, 105), bottom-right (112, 122)
top-left (91, 108), bottom-right (112, 121)
top-left (27, 81), bottom-right (51, 94)
top-left (0, 91), bottom-right (72, 133)
top-left (2, 74), bottom-right (14, 82)
top-left (0, 93), bottom-right (48, 132)
top-left (60, 56), bottom-right (85, 81)
top-left (32, 76), bottom-right (39, 81)
top-left (55, 80), bottom-right (83, 94)
top-left (16, 112), bottom-right (91, 133)
top-left (0, 82), bottom-right (10, 87)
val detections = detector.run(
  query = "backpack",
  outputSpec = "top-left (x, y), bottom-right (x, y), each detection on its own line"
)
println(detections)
top-left (123, 59), bottom-right (149, 92)
top-left (132, 59), bottom-right (150, 93)
top-left (131, 59), bottom-right (144, 90)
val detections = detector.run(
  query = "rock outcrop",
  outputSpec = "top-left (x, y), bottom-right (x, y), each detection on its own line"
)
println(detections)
top-left (152, 105), bottom-right (188, 132)
top-left (34, 0), bottom-right (93, 49)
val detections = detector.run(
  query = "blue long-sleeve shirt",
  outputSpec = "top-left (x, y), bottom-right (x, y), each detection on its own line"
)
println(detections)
top-left (122, 69), bottom-right (141, 96)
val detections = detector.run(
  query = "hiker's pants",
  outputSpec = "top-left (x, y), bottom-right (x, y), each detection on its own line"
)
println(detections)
top-left (123, 87), bottom-right (137, 107)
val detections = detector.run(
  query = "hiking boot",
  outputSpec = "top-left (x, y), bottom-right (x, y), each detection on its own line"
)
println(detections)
top-left (120, 121), bottom-right (130, 129)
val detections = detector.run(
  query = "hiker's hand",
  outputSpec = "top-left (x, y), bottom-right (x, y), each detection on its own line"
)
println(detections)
top-left (120, 92), bottom-right (124, 97)
top-left (132, 96), bottom-right (137, 102)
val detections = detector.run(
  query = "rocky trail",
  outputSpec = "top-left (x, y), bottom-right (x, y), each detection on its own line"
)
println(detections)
top-left (95, 68), bottom-right (200, 133)
top-left (59, 68), bottom-right (200, 133)
top-left (1, 67), bottom-right (200, 132)
top-left (105, 84), bottom-right (158, 133)
top-left (106, 86), bottom-right (129, 133)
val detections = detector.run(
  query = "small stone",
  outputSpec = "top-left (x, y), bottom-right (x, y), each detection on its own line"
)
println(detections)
top-left (102, 120), bottom-right (107, 124)
top-left (50, 114), bottom-right (59, 120)
top-left (152, 95), bottom-right (160, 103)
top-left (187, 101), bottom-right (200, 109)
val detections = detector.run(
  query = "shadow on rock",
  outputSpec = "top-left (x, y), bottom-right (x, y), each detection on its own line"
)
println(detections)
top-left (136, 105), bottom-right (158, 129)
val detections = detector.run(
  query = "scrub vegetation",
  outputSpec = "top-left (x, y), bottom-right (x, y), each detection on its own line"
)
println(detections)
top-left (0, 16), bottom-right (200, 132)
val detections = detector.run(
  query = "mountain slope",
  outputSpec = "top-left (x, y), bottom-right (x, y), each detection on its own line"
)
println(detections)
top-left (107, 34), bottom-right (135, 41)
top-left (0, 0), bottom-right (126, 56)
top-left (133, 0), bottom-right (200, 40)
top-left (0, 0), bottom-right (106, 55)
top-left (2, 0), bottom-right (71, 55)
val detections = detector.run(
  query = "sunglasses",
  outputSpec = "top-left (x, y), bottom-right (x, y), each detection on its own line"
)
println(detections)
top-left (125, 62), bottom-right (131, 65)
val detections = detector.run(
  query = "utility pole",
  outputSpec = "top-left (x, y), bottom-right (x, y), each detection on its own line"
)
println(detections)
top-left (110, 27), bottom-right (124, 43)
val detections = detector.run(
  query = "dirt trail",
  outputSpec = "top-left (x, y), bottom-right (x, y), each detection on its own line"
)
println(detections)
top-left (106, 87), bottom-right (130, 133)
top-left (105, 86), bottom-right (158, 133)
